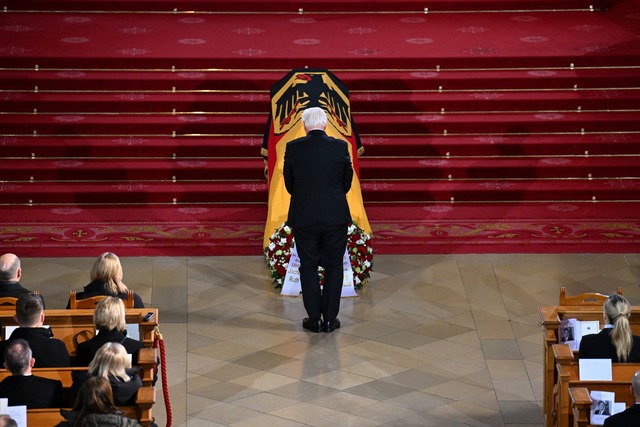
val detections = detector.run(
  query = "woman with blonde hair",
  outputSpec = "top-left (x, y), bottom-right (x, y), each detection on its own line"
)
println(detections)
top-left (66, 252), bottom-right (144, 309)
top-left (56, 376), bottom-right (141, 427)
top-left (580, 294), bottom-right (640, 362)
top-left (71, 342), bottom-right (142, 406)
top-left (75, 297), bottom-right (143, 367)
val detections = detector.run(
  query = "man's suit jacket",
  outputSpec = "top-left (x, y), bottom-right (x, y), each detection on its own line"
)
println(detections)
top-left (0, 280), bottom-right (45, 308)
top-left (604, 403), bottom-right (640, 426)
top-left (579, 328), bottom-right (640, 362)
top-left (75, 328), bottom-right (144, 366)
top-left (0, 375), bottom-right (64, 408)
top-left (0, 327), bottom-right (70, 367)
top-left (283, 129), bottom-right (353, 228)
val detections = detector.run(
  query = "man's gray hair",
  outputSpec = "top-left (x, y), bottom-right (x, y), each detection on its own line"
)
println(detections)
top-left (633, 369), bottom-right (640, 397)
top-left (302, 107), bottom-right (327, 130)
top-left (0, 254), bottom-right (20, 281)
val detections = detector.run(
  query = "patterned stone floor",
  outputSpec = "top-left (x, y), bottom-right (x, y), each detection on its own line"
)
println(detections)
top-left (20, 253), bottom-right (640, 426)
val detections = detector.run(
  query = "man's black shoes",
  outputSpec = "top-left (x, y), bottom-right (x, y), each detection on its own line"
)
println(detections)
top-left (302, 318), bottom-right (323, 333)
top-left (303, 317), bottom-right (341, 333)
top-left (323, 318), bottom-right (341, 333)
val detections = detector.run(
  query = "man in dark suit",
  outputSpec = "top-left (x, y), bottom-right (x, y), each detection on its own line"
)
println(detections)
top-left (0, 339), bottom-right (64, 408)
top-left (284, 107), bottom-right (353, 333)
top-left (0, 293), bottom-right (70, 367)
top-left (604, 369), bottom-right (640, 426)
top-left (0, 253), bottom-right (45, 307)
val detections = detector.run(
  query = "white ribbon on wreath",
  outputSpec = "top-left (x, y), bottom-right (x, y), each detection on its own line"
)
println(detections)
top-left (281, 245), bottom-right (358, 297)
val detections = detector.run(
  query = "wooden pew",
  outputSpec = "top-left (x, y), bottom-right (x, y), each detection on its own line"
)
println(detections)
top-left (538, 305), bottom-right (640, 426)
top-left (569, 386), bottom-right (636, 427)
top-left (553, 343), bottom-right (640, 427)
top-left (0, 368), bottom-right (156, 426)
top-left (0, 308), bottom-right (159, 355)
top-left (0, 346), bottom-right (156, 386)
top-left (0, 308), bottom-right (159, 386)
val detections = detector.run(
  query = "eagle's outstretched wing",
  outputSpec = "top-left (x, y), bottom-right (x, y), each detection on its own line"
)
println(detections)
top-left (273, 83), bottom-right (304, 130)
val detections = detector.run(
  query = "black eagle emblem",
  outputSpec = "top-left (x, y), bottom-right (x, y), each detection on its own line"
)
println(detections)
top-left (273, 72), bottom-right (351, 135)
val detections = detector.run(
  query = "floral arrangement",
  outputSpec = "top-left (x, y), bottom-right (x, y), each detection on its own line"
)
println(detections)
top-left (264, 221), bottom-right (373, 290)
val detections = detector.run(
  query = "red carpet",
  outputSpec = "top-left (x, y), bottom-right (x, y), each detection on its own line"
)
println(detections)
top-left (1, 0), bottom-right (639, 256)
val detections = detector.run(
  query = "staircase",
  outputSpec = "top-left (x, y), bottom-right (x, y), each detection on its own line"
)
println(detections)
top-left (1, 0), bottom-right (639, 255)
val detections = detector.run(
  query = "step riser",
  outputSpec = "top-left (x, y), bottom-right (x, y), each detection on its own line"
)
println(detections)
top-left (2, 184), bottom-right (636, 204)
top-left (3, 117), bottom-right (639, 134)
top-left (2, 159), bottom-right (638, 181)
top-left (4, 75), bottom-right (640, 92)
top-left (2, 0), bottom-right (600, 13)
top-left (5, 96), bottom-right (639, 113)
top-left (4, 135), bottom-right (640, 158)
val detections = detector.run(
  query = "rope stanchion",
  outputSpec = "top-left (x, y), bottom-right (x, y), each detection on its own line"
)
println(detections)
top-left (153, 326), bottom-right (172, 427)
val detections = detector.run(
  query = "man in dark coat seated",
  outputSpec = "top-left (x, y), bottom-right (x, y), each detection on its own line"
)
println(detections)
top-left (604, 369), bottom-right (640, 426)
top-left (0, 253), bottom-right (45, 307)
top-left (0, 293), bottom-right (70, 367)
top-left (0, 339), bottom-right (64, 408)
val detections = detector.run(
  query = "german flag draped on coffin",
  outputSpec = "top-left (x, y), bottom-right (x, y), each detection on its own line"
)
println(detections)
top-left (262, 68), bottom-right (371, 249)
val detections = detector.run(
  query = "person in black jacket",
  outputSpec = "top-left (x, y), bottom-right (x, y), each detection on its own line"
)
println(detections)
top-left (0, 293), bottom-right (69, 367)
top-left (75, 297), bottom-right (144, 366)
top-left (66, 252), bottom-right (144, 309)
top-left (283, 107), bottom-right (353, 333)
top-left (70, 342), bottom-right (142, 406)
top-left (0, 253), bottom-right (45, 307)
top-left (580, 294), bottom-right (640, 362)
top-left (604, 369), bottom-right (640, 426)
top-left (0, 339), bottom-right (64, 408)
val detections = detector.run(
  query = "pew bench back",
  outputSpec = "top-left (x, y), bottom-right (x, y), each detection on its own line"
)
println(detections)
top-left (0, 308), bottom-right (159, 357)
top-left (539, 305), bottom-right (640, 427)
top-left (553, 343), bottom-right (640, 427)
top-left (0, 369), bottom-right (156, 427)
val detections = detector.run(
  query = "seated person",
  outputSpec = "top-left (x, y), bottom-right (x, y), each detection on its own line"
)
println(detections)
top-left (70, 342), bottom-right (142, 406)
top-left (75, 297), bottom-right (144, 366)
top-left (0, 414), bottom-right (18, 427)
top-left (0, 293), bottom-right (70, 367)
top-left (604, 369), bottom-right (640, 426)
top-left (66, 252), bottom-right (144, 309)
top-left (0, 339), bottom-right (64, 408)
top-left (0, 253), bottom-right (45, 307)
top-left (0, 415), bottom-right (17, 427)
top-left (56, 376), bottom-right (142, 427)
top-left (580, 294), bottom-right (640, 362)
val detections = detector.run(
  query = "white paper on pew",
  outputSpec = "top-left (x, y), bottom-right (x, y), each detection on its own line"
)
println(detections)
top-left (612, 402), bottom-right (626, 414)
top-left (95, 324), bottom-right (139, 341)
top-left (5, 403), bottom-right (27, 427)
top-left (281, 246), bottom-right (358, 297)
top-left (559, 318), bottom-right (600, 351)
top-left (580, 320), bottom-right (600, 338)
top-left (5, 325), bottom-right (50, 340)
top-left (125, 323), bottom-right (140, 341)
top-left (579, 358), bottom-right (613, 381)
top-left (559, 318), bottom-right (579, 350)
top-left (589, 390), bottom-right (615, 425)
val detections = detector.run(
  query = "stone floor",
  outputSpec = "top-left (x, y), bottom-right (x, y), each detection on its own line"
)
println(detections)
top-left (19, 253), bottom-right (640, 426)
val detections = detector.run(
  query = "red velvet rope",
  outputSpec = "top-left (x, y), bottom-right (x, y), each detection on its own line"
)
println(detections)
top-left (154, 332), bottom-right (172, 427)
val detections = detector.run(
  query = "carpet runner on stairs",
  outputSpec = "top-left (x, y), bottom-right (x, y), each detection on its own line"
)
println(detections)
top-left (1, 0), bottom-right (639, 256)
